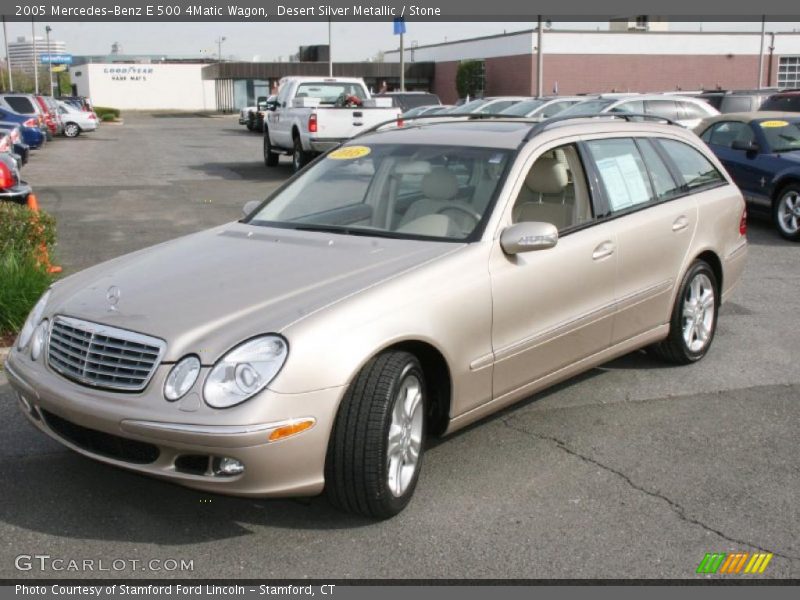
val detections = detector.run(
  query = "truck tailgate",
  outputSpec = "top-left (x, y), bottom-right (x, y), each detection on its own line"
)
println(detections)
top-left (314, 108), bottom-right (401, 139)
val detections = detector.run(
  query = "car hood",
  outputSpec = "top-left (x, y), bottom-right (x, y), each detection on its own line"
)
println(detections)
top-left (49, 222), bottom-right (461, 362)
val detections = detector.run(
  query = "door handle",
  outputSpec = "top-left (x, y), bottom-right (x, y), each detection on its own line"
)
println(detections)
top-left (672, 215), bottom-right (689, 232)
top-left (592, 241), bottom-right (615, 261)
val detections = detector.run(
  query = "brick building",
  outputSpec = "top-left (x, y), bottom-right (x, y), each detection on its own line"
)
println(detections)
top-left (384, 28), bottom-right (800, 103)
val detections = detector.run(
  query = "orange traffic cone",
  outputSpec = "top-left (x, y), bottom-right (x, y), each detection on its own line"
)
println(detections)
top-left (25, 193), bottom-right (62, 274)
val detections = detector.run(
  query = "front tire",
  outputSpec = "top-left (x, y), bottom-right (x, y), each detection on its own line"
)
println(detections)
top-left (263, 131), bottom-right (279, 167)
top-left (64, 123), bottom-right (80, 138)
top-left (773, 184), bottom-right (800, 242)
top-left (651, 260), bottom-right (718, 364)
top-left (325, 351), bottom-right (426, 519)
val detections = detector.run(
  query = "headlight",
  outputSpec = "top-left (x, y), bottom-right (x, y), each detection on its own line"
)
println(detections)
top-left (17, 290), bottom-right (51, 351)
top-left (164, 355), bottom-right (201, 401)
top-left (30, 319), bottom-right (49, 361)
top-left (204, 335), bottom-right (288, 409)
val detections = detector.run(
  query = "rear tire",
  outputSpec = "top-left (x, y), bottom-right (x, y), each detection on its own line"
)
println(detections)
top-left (325, 351), bottom-right (426, 519)
top-left (772, 183), bottom-right (800, 242)
top-left (651, 260), bottom-right (718, 365)
top-left (292, 136), bottom-right (310, 172)
top-left (64, 123), bottom-right (80, 138)
top-left (263, 131), bottom-right (279, 167)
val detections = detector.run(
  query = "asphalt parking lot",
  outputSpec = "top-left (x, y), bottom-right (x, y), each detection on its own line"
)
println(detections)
top-left (0, 113), bottom-right (798, 580)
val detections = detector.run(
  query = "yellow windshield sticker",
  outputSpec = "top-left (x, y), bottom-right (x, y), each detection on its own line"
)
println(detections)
top-left (328, 146), bottom-right (371, 160)
top-left (760, 120), bottom-right (789, 128)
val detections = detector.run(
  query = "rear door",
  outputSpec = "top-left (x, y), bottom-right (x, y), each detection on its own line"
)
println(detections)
top-left (582, 136), bottom-right (701, 344)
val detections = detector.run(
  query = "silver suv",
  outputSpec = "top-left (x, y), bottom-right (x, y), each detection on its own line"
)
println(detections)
top-left (8, 114), bottom-right (747, 518)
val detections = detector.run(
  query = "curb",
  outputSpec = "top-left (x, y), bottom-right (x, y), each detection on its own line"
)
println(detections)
top-left (0, 347), bottom-right (9, 366)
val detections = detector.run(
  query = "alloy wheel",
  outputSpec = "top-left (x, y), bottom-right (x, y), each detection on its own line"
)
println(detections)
top-left (682, 273), bottom-right (715, 353)
top-left (386, 374), bottom-right (424, 498)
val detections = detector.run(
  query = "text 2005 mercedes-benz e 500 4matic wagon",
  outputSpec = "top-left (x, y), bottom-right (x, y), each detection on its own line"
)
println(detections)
top-left (7, 114), bottom-right (747, 518)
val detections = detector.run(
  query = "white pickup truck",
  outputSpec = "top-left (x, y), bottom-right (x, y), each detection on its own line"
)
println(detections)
top-left (263, 76), bottom-right (401, 171)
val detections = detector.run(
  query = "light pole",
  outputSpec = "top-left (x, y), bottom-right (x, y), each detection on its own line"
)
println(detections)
top-left (215, 36), bottom-right (226, 62)
top-left (2, 16), bottom-right (12, 91)
top-left (31, 18), bottom-right (38, 94)
top-left (45, 25), bottom-right (53, 95)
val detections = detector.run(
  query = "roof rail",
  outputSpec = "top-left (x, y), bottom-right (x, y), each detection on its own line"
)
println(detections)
top-left (349, 111), bottom-right (680, 145)
top-left (523, 112), bottom-right (680, 141)
top-left (350, 113), bottom-right (539, 140)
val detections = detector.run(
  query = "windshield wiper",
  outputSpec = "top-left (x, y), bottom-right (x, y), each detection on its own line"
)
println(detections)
top-left (291, 224), bottom-right (397, 238)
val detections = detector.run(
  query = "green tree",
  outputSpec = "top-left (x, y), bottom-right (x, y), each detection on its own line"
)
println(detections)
top-left (456, 60), bottom-right (485, 99)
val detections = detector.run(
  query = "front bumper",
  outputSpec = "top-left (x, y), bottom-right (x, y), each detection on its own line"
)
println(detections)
top-left (5, 349), bottom-right (344, 498)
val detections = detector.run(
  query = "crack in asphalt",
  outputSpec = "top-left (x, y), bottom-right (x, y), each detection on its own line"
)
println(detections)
top-left (501, 417), bottom-right (800, 562)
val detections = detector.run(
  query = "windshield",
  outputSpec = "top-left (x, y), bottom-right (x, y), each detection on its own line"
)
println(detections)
top-left (500, 100), bottom-right (545, 116)
top-left (758, 119), bottom-right (800, 153)
top-left (250, 143), bottom-right (512, 241)
top-left (294, 82), bottom-right (367, 105)
top-left (557, 99), bottom-right (615, 117)
top-left (449, 99), bottom-right (490, 114)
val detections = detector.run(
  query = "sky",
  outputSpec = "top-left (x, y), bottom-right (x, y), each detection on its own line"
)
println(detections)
top-left (3, 21), bottom-right (800, 62)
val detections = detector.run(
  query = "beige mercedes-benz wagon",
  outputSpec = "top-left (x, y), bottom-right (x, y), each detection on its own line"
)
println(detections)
top-left (7, 115), bottom-right (747, 518)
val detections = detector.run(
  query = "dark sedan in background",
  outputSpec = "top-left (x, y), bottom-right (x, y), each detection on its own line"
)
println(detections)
top-left (696, 112), bottom-right (800, 241)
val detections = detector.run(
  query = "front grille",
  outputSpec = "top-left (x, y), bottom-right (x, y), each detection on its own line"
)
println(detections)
top-left (47, 316), bottom-right (166, 392)
top-left (41, 409), bottom-right (160, 464)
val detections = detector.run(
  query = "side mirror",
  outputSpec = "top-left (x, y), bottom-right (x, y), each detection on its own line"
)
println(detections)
top-left (731, 139), bottom-right (759, 153)
top-left (500, 222), bottom-right (558, 255)
top-left (242, 200), bottom-right (260, 218)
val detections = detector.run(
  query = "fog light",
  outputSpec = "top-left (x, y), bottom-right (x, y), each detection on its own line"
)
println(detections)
top-left (30, 319), bottom-right (48, 361)
top-left (213, 457), bottom-right (245, 476)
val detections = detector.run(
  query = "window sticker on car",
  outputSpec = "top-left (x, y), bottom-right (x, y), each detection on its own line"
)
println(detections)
top-left (760, 120), bottom-right (790, 128)
top-left (595, 155), bottom-right (650, 210)
top-left (488, 153), bottom-right (504, 164)
top-left (328, 145), bottom-right (371, 160)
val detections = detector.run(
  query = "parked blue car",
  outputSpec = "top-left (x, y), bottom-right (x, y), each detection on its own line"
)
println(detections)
top-left (696, 112), bottom-right (800, 241)
top-left (0, 110), bottom-right (46, 149)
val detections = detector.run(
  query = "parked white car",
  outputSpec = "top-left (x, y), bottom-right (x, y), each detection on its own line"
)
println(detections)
top-left (57, 101), bottom-right (98, 137)
top-left (558, 94), bottom-right (719, 129)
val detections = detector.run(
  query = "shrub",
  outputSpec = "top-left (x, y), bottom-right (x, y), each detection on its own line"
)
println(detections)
top-left (456, 60), bottom-right (485, 99)
top-left (0, 202), bottom-right (57, 337)
top-left (94, 106), bottom-right (121, 119)
top-left (101, 113), bottom-right (116, 122)
top-left (0, 202), bottom-right (56, 258)
top-left (0, 249), bottom-right (53, 334)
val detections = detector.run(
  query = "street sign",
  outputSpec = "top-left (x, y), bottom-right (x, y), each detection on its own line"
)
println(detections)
top-left (40, 54), bottom-right (73, 65)
top-left (393, 17), bottom-right (406, 35)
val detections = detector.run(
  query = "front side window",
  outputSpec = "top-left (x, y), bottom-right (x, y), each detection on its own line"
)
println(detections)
top-left (250, 144), bottom-right (512, 241)
top-left (557, 99), bottom-right (615, 117)
top-left (511, 144), bottom-right (593, 231)
top-left (585, 138), bottom-right (654, 212)
top-left (644, 100), bottom-right (679, 121)
top-left (701, 121), bottom-right (755, 148)
top-left (611, 100), bottom-right (645, 114)
top-left (500, 100), bottom-right (545, 117)
top-left (656, 139), bottom-right (725, 190)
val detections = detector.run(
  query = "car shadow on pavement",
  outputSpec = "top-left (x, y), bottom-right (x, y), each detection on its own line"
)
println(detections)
top-left (189, 161), bottom-right (293, 182)
top-left (745, 218), bottom-right (793, 247)
top-left (0, 448), bottom-right (376, 545)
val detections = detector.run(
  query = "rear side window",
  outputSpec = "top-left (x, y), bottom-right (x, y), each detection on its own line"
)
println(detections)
top-left (645, 100), bottom-right (679, 121)
top-left (679, 102), bottom-right (710, 120)
top-left (760, 95), bottom-right (800, 112)
top-left (4, 96), bottom-right (35, 113)
top-left (720, 96), bottom-right (753, 113)
top-left (656, 139), bottom-right (725, 190)
top-left (637, 140), bottom-right (683, 200)
top-left (585, 138), bottom-right (654, 212)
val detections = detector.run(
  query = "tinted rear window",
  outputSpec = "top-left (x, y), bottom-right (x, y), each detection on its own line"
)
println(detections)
top-left (720, 96), bottom-right (755, 113)
top-left (760, 95), bottom-right (800, 112)
top-left (4, 96), bottom-right (36, 113)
